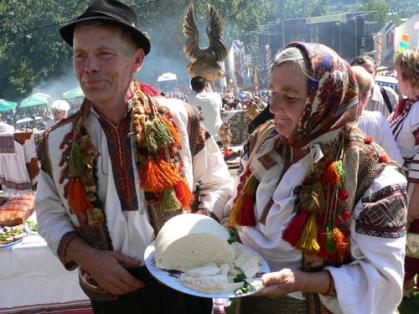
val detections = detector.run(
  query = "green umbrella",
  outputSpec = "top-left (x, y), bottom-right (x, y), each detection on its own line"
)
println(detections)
top-left (62, 86), bottom-right (84, 100)
top-left (20, 93), bottom-right (51, 108)
top-left (0, 99), bottom-right (17, 112)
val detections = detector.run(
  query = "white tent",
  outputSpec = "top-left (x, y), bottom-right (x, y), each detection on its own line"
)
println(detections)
top-left (157, 72), bottom-right (177, 82)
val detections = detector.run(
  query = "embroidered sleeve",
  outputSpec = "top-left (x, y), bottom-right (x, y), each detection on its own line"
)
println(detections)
top-left (57, 231), bottom-right (79, 270)
top-left (408, 122), bottom-right (419, 183)
top-left (356, 184), bottom-right (407, 238)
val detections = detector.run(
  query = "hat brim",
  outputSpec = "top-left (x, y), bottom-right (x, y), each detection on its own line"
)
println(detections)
top-left (60, 16), bottom-right (150, 55)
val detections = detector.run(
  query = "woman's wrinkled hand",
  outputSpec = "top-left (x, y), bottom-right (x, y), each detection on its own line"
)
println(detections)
top-left (256, 268), bottom-right (306, 298)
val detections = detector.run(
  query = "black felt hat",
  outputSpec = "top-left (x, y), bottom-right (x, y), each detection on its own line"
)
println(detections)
top-left (60, 0), bottom-right (150, 55)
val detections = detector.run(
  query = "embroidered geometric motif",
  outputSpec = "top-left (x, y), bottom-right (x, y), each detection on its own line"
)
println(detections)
top-left (356, 184), bottom-right (407, 238)
top-left (99, 115), bottom-right (138, 212)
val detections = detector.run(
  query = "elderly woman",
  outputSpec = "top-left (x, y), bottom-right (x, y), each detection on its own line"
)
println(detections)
top-left (351, 65), bottom-right (403, 165)
top-left (388, 48), bottom-right (419, 295)
top-left (228, 43), bottom-right (407, 313)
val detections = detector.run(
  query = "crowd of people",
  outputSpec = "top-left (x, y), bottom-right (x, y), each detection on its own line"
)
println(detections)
top-left (0, 0), bottom-right (417, 313)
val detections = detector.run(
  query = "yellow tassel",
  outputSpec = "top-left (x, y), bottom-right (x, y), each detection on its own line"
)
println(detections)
top-left (297, 213), bottom-right (320, 253)
top-left (301, 181), bottom-right (324, 213)
top-left (228, 196), bottom-right (244, 228)
top-left (160, 188), bottom-right (182, 211)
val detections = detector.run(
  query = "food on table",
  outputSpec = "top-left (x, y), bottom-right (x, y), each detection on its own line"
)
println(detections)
top-left (0, 193), bottom-right (35, 226)
top-left (0, 225), bottom-right (27, 246)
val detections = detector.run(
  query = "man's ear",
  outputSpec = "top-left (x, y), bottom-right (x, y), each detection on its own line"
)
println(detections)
top-left (134, 48), bottom-right (145, 71)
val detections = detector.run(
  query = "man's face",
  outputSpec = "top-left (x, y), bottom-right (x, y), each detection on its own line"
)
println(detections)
top-left (73, 24), bottom-right (144, 106)
top-left (361, 60), bottom-right (376, 77)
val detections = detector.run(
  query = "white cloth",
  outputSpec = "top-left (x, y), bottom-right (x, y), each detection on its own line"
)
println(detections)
top-left (0, 122), bottom-right (14, 133)
top-left (390, 99), bottom-right (419, 197)
top-left (366, 83), bottom-right (398, 117)
top-left (357, 110), bottom-right (404, 165)
top-left (235, 132), bottom-right (406, 314)
top-left (0, 234), bottom-right (87, 309)
top-left (188, 92), bottom-right (223, 140)
top-left (36, 97), bottom-right (234, 262)
top-left (0, 132), bottom-right (39, 194)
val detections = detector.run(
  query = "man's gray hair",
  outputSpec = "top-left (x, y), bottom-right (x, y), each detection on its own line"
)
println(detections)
top-left (50, 100), bottom-right (70, 113)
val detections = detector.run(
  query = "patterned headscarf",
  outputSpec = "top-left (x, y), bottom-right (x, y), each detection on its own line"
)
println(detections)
top-left (285, 42), bottom-right (359, 148)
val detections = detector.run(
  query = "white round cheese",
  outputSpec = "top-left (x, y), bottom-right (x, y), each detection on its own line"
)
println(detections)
top-left (154, 213), bottom-right (235, 271)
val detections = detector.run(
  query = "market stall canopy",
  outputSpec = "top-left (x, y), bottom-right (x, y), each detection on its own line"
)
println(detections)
top-left (19, 93), bottom-right (51, 108)
top-left (157, 72), bottom-right (177, 82)
top-left (0, 99), bottom-right (17, 112)
top-left (62, 86), bottom-right (84, 100)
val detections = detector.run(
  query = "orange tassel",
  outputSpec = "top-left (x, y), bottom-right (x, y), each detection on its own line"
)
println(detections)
top-left (160, 115), bottom-right (181, 146)
top-left (321, 161), bottom-right (340, 186)
top-left (175, 179), bottom-right (194, 208)
top-left (333, 227), bottom-right (349, 259)
top-left (140, 158), bottom-right (182, 193)
top-left (282, 211), bottom-right (309, 247)
top-left (68, 177), bottom-right (94, 214)
top-left (237, 194), bottom-right (257, 226)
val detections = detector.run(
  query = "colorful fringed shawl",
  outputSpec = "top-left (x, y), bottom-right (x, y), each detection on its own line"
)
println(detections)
top-left (58, 81), bottom-right (193, 250)
top-left (229, 42), bottom-right (399, 268)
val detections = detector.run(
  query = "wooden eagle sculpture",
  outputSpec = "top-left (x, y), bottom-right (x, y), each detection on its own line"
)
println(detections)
top-left (182, 4), bottom-right (228, 81)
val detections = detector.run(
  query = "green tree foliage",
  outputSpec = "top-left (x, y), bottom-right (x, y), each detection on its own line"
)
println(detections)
top-left (0, 0), bottom-right (418, 100)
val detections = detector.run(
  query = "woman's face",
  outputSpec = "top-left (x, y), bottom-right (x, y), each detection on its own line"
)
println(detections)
top-left (269, 62), bottom-right (307, 138)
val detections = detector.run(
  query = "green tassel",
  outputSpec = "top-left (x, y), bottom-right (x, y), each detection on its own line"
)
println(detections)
top-left (335, 160), bottom-right (345, 187)
top-left (144, 117), bottom-right (173, 153)
top-left (326, 225), bottom-right (336, 252)
top-left (68, 142), bottom-right (84, 177)
top-left (160, 188), bottom-right (181, 211)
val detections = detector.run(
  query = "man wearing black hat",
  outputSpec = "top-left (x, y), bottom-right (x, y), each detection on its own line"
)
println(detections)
top-left (35, 1), bottom-right (233, 313)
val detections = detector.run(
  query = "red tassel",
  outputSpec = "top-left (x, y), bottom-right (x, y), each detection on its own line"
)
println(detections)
top-left (318, 226), bottom-right (328, 257)
top-left (364, 136), bottom-right (373, 144)
top-left (282, 211), bottom-right (309, 247)
top-left (237, 194), bottom-right (257, 226)
top-left (379, 154), bottom-right (389, 163)
top-left (175, 180), bottom-right (194, 208)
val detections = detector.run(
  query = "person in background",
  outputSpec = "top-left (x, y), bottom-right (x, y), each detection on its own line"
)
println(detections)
top-left (188, 76), bottom-right (223, 142)
top-left (351, 65), bottom-right (403, 165)
top-left (351, 55), bottom-right (398, 117)
top-left (388, 48), bottom-right (419, 296)
top-left (35, 1), bottom-right (233, 313)
top-left (0, 121), bottom-right (14, 133)
top-left (228, 42), bottom-right (407, 313)
top-left (45, 99), bottom-right (70, 128)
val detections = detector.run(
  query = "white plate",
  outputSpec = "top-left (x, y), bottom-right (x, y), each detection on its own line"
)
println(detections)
top-left (0, 236), bottom-right (24, 248)
top-left (144, 242), bottom-right (270, 298)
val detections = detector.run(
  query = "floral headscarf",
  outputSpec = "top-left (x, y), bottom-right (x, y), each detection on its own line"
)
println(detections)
top-left (285, 42), bottom-right (359, 148)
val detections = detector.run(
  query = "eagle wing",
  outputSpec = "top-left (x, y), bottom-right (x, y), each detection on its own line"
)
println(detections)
top-left (183, 4), bottom-right (203, 63)
top-left (206, 4), bottom-right (227, 61)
